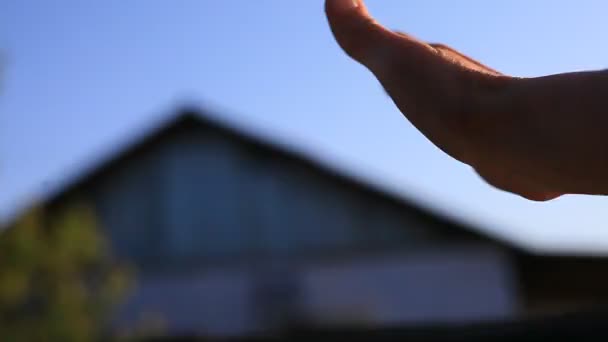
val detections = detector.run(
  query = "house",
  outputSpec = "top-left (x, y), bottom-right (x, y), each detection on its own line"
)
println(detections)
top-left (8, 107), bottom-right (608, 338)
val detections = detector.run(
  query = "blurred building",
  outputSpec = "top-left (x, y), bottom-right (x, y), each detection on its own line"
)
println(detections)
top-left (18, 108), bottom-right (608, 338)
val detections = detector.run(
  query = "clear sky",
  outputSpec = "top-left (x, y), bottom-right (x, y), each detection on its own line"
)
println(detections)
top-left (2, 0), bottom-right (608, 253)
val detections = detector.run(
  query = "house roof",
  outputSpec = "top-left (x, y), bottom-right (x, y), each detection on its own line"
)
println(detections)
top-left (5, 106), bottom-right (528, 252)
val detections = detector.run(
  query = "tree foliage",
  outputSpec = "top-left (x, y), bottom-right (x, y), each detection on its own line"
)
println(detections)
top-left (0, 203), bottom-right (132, 342)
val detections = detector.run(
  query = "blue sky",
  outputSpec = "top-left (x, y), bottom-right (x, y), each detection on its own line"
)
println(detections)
top-left (2, 0), bottom-right (608, 253)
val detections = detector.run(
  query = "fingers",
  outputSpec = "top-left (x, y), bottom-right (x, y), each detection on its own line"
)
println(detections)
top-left (428, 43), bottom-right (504, 77)
top-left (475, 167), bottom-right (563, 201)
top-left (324, 0), bottom-right (389, 70)
top-left (324, 0), bottom-right (437, 73)
top-left (394, 31), bottom-right (503, 76)
top-left (326, 1), bottom-right (551, 201)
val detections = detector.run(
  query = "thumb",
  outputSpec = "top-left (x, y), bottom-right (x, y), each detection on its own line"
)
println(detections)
top-left (325, 0), bottom-right (437, 72)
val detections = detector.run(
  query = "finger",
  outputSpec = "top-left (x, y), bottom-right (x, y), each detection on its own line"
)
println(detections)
top-left (429, 43), bottom-right (503, 76)
top-left (393, 32), bottom-right (503, 76)
top-left (475, 168), bottom-right (563, 201)
top-left (325, 0), bottom-right (437, 73)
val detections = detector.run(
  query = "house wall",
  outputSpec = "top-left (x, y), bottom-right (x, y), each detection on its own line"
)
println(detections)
top-left (83, 122), bottom-right (518, 336)
top-left (90, 124), bottom-right (480, 266)
top-left (90, 138), bottom-right (166, 264)
top-left (301, 246), bottom-right (517, 326)
top-left (113, 247), bottom-right (517, 337)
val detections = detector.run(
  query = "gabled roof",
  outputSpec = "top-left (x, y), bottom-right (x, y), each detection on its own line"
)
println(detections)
top-left (5, 106), bottom-right (526, 251)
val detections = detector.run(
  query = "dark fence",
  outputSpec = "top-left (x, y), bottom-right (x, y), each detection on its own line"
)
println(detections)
top-left (140, 308), bottom-right (608, 341)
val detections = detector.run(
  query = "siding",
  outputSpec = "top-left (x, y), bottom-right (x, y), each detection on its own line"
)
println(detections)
top-left (63, 117), bottom-right (518, 337)
top-left (88, 123), bottom-right (492, 267)
top-left (162, 128), bottom-right (251, 262)
top-left (91, 144), bottom-right (165, 263)
top-left (302, 245), bottom-right (517, 325)
top-left (152, 125), bottom-right (455, 264)
top-left (113, 247), bottom-right (517, 337)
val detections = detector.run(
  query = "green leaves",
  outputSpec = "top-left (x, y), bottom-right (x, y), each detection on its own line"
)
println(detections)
top-left (0, 203), bottom-right (132, 342)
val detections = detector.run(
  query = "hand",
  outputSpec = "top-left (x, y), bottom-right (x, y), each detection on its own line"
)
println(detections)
top-left (325, 0), bottom-right (564, 201)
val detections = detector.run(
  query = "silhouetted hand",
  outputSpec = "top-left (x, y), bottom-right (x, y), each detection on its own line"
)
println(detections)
top-left (325, 0), bottom-right (592, 201)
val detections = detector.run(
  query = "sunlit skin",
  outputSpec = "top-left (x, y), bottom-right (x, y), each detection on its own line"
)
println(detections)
top-left (326, 0), bottom-right (608, 201)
